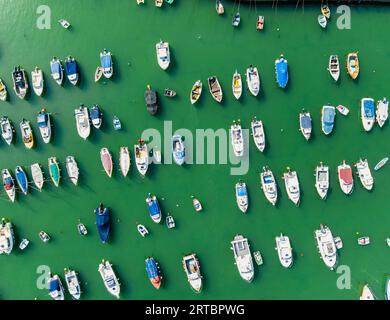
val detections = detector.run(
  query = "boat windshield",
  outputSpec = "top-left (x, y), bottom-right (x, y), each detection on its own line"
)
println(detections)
top-left (263, 174), bottom-right (273, 184)
top-left (147, 199), bottom-right (160, 216)
top-left (101, 54), bottom-right (112, 68)
top-left (37, 114), bottom-right (48, 127)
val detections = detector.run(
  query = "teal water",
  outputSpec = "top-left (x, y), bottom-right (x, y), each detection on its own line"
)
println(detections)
top-left (0, 0), bottom-right (389, 300)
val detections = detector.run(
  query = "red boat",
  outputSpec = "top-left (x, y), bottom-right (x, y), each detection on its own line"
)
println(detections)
top-left (256, 16), bottom-right (264, 30)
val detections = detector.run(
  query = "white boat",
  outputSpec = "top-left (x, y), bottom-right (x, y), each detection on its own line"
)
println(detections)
top-left (235, 181), bottom-right (248, 213)
top-left (387, 238), bottom-right (390, 247)
top-left (230, 121), bottom-right (244, 157)
top-left (1, 116), bottom-right (14, 145)
top-left (20, 119), bottom-right (34, 149)
top-left (374, 157), bottom-right (388, 171)
top-left (360, 284), bottom-right (375, 300)
top-left (361, 98), bottom-right (375, 132)
top-left (153, 147), bottom-right (161, 164)
top-left (355, 158), bottom-right (373, 191)
top-left (275, 233), bottom-right (293, 268)
top-left (166, 215), bottom-right (175, 229)
top-left (58, 19), bottom-right (70, 29)
top-left (19, 238), bottom-right (29, 250)
top-left (0, 79), bottom-right (7, 101)
top-left (119, 147), bottom-right (131, 177)
top-left (328, 55), bottom-right (340, 81)
top-left (207, 76), bottom-right (223, 103)
top-left (48, 274), bottom-right (65, 300)
top-left (94, 67), bottom-right (103, 82)
top-left (314, 162), bottom-right (329, 199)
top-left (182, 254), bottom-right (203, 293)
top-left (50, 57), bottom-right (63, 85)
top-left (232, 70), bottom-right (242, 100)
top-left (299, 111), bottom-right (312, 141)
top-left (260, 166), bottom-right (278, 206)
top-left (66, 156), bottom-right (79, 186)
top-left (318, 14), bottom-right (327, 28)
top-left (338, 160), bottom-right (354, 195)
top-left (64, 268), bottom-right (81, 300)
top-left (190, 80), bottom-right (202, 105)
top-left (251, 117), bottom-right (265, 152)
top-left (283, 168), bottom-right (300, 205)
top-left (31, 67), bottom-right (44, 96)
top-left (216, 0), bottom-right (224, 15)
top-left (98, 260), bottom-right (120, 299)
top-left (36, 109), bottom-right (51, 144)
top-left (2, 169), bottom-right (15, 203)
top-left (172, 135), bottom-right (185, 166)
top-left (134, 140), bottom-right (149, 176)
top-left (376, 98), bottom-right (388, 128)
top-left (155, 0), bottom-right (163, 7)
top-left (358, 237), bottom-right (370, 246)
top-left (386, 278), bottom-right (390, 300)
top-left (39, 231), bottom-right (50, 242)
top-left (30, 163), bottom-right (44, 191)
top-left (336, 104), bottom-right (349, 116)
top-left (100, 49), bottom-right (113, 78)
top-left (156, 41), bottom-right (170, 70)
top-left (137, 224), bottom-right (149, 237)
top-left (253, 251), bottom-right (263, 266)
top-left (77, 223), bottom-right (87, 236)
top-left (246, 65), bottom-right (260, 96)
top-left (137, 0), bottom-right (145, 4)
top-left (0, 219), bottom-right (14, 255)
top-left (315, 224), bottom-right (338, 270)
top-left (74, 105), bottom-right (91, 140)
top-left (230, 235), bottom-right (254, 282)
top-left (334, 237), bottom-right (343, 249)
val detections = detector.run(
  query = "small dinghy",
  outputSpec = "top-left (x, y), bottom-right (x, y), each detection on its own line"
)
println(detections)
top-left (155, 0), bottom-right (163, 7)
top-left (190, 80), bottom-right (202, 105)
top-left (182, 254), bottom-right (203, 293)
top-left (15, 166), bottom-right (28, 195)
top-left (207, 76), bottom-right (223, 103)
top-left (232, 12), bottom-right (240, 27)
top-left (119, 147), bottom-right (130, 177)
top-left (77, 223), bottom-right (87, 236)
top-left (360, 284), bottom-right (375, 300)
top-left (321, 5), bottom-right (330, 19)
top-left (251, 117), bottom-right (265, 152)
top-left (20, 119), bottom-right (34, 149)
top-left (94, 67), bottom-right (103, 82)
top-left (314, 162), bottom-right (329, 199)
top-left (216, 0), bottom-right (224, 15)
top-left (299, 111), bottom-right (312, 141)
top-left (374, 157), bottom-right (388, 171)
top-left (66, 156), bottom-right (79, 186)
top-left (30, 163), bottom-right (44, 191)
top-left (65, 56), bottom-right (79, 85)
top-left (232, 70), bottom-right (242, 100)
top-left (376, 98), bottom-right (388, 128)
top-left (39, 230), bottom-right (50, 242)
top-left (321, 105), bottom-right (336, 135)
top-left (137, 224), bottom-right (149, 237)
top-left (48, 274), bottom-right (64, 301)
top-left (12, 66), bottom-right (28, 99)
top-left (2, 169), bottom-right (15, 202)
top-left (58, 19), bottom-right (70, 29)
top-left (275, 55), bottom-right (288, 89)
top-left (355, 158), bottom-right (373, 191)
top-left (192, 197), bottom-right (203, 212)
top-left (246, 65), bottom-right (260, 96)
top-left (260, 166), bottom-right (278, 206)
top-left (361, 98), bottom-right (375, 132)
top-left (328, 55), bottom-right (340, 81)
top-left (113, 116), bottom-right (122, 130)
top-left (315, 224), bottom-right (338, 270)
top-left (156, 40), bottom-right (170, 70)
top-left (166, 215), bottom-right (175, 229)
top-left (172, 135), bottom-right (185, 165)
top-left (64, 268), bottom-right (81, 300)
top-left (31, 67), bottom-right (44, 96)
top-left (256, 16), bottom-right (264, 30)
top-left (0, 218), bottom-right (14, 254)
top-left (137, 0), bottom-right (145, 4)
top-left (336, 104), bottom-right (349, 116)
top-left (100, 49), bottom-right (113, 78)
top-left (74, 105), bottom-right (91, 140)
top-left (146, 193), bottom-right (162, 223)
top-left (235, 181), bottom-right (248, 213)
top-left (334, 237), bottom-right (343, 249)
top-left (358, 237), bottom-right (370, 246)
top-left (164, 89), bottom-right (176, 98)
top-left (98, 260), bottom-right (120, 298)
top-left (153, 147), bottom-right (161, 164)
top-left (1, 116), bottom-right (14, 145)
top-left (275, 233), bottom-right (293, 268)
top-left (37, 108), bottom-right (51, 143)
top-left (48, 157), bottom-right (61, 187)
top-left (145, 85), bottom-right (159, 115)
top-left (0, 79), bottom-right (7, 101)
top-left (386, 238), bottom-right (390, 247)
top-left (283, 168), bottom-right (300, 205)
top-left (50, 57), bottom-right (63, 85)
top-left (95, 203), bottom-right (110, 243)
top-left (338, 160), bottom-right (353, 195)
top-left (135, 140), bottom-right (149, 176)
top-left (145, 257), bottom-right (162, 289)
top-left (19, 238), bottom-right (29, 250)
top-left (230, 120), bottom-right (244, 157)
top-left (318, 14), bottom-right (327, 28)
top-left (253, 251), bottom-right (263, 266)
top-left (347, 52), bottom-right (359, 80)
top-left (100, 148), bottom-right (113, 178)
top-left (90, 104), bottom-right (103, 129)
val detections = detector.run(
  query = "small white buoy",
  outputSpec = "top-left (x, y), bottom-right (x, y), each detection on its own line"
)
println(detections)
top-left (281, 129), bottom-right (284, 132)
top-left (176, 204), bottom-right (179, 207)
top-left (162, 197), bottom-right (165, 200)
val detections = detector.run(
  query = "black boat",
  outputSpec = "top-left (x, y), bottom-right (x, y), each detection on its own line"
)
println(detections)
top-left (144, 85), bottom-right (159, 115)
top-left (95, 203), bottom-right (110, 243)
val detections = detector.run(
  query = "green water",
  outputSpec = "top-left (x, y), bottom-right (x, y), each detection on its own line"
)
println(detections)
top-left (0, 0), bottom-right (389, 300)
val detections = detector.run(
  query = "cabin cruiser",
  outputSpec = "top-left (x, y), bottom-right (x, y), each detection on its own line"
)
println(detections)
top-left (230, 235), bottom-right (254, 282)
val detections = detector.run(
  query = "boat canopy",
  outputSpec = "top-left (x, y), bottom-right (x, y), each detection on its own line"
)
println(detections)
top-left (101, 54), bottom-right (112, 68)
top-left (146, 259), bottom-right (159, 279)
top-left (37, 113), bottom-right (48, 128)
top-left (340, 168), bottom-right (353, 183)
top-left (49, 279), bottom-right (60, 292)
top-left (95, 208), bottom-right (109, 226)
top-left (363, 99), bottom-right (375, 117)
top-left (237, 185), bottom-right (247, 197)
top-left (51, 61), bottom-right (61, 74)
top-left (147, 199), bottom-right (160, 216)
top-left (263, 174), bottom-right (273, 184)
top-left (275, 58), bottom-right (288, 88)
top-left (323, 107), bottom-right (335, 124)
top-left (90, 107), bottom-right (100, 119)
top-left (66, 59), bottom-right (77, 75)
top-left (300, 115), bottom-right (311, 129)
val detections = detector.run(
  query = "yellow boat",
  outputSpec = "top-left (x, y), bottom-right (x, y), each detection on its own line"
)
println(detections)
top-left (321, 5), bottom-right (330, 19)
top-left (20, 119), bottom-right (34, 149)
top-left (347, 52), bottom-right (359, 80)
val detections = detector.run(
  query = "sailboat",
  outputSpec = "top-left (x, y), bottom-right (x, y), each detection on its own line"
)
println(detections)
top-left (232, 70), bottom-right (242, 100)
top-left (328, 55), bottom-right (340, 81)
top-left (31, 67), bottom-right (44, 96)
top-left (207, 76), bottom-right (223, 103)
top-left (314, 162), bottom-right (329, 199)
top-left (251, 117), bottom-right (265, 152)
top-left (246, 65), bottom-right (260, 96)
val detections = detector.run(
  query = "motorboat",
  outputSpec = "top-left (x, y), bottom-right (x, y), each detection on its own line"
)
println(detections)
top-left (164, 89), bottom-right (176, 97)
top-left (100, 148), bottom-right (113, 178)
top-left (256, 16), bottom-right (264, 30)
top-left (98, 260), bottom-right (120, 298)
top-left (207, 76), bottom-right (223, 103)
top-left (192, 197), bottom-right (203, 212)
top-left (253, 251), bottom-right (263, 266)
top-left (314, 162), bottom-right (329, 199)
top-left (232, 70), bottom-right (242, 100)
top-left (145, 257), bottom-right (162, 289)
top-left (113, 116), bottom-right (121, 130)
top-left (355, 158), bottom-right (373, 191)
top-left (190, 80), bottom-right (202, 105)
top-left (376, 98), bottom-right (388, 127)
top-left (166, 215), bottom-right (175, 229)
top-left (235, 181), bottom-right (248, 213)
top-left (230, 120), bottom-right (244, 157)
top-left (321, 4), bottom-right (330, 19)
top-left (66, 156), bottom-right (79, 186)
top-left (275, 233), bottom-right (293, 268)
top-left (246, 65), bottom-right (260, 96)
top-left (50, 57), bottom-right (63, 85)
top-left (58, 19), bottom-right (70, 28)
top-left (358, 237), bottom-right (370, 246)
top-left (31, 163), bottom-right (44, 191)
top-left (314, 224), bottom-right (338, 270)
top-left (260, 166), bottom-right (277, 206)
top-left (232, 12), bottom-right (240, 27)
top-left (182, 254), bottom-right (203, 293)
top-left (338, 160), bottom-right (353, 195)
top-left (156, 40), bottom-right (170, 70)
top-left (361, 98), bottom-right (375, 132)
top-left (31, 67), bottom-right (44, 96)
top-left (347, 52), bottom-right (359, 79)
top-left (119, 147), bottom-right (130, 177)
top-left (299, 111), bottom-right (312, 140)
top-left (12, 66), bottom-right (28, 99)
top-left (64, 268), bottom-right (81, 300)
top-left (0, 218), bottom-right (14, 254)
top-left (251, 117), bottom-right (265, 152)
top-left (95, 203), bottom-right (110, 243)
top-left (65, 56), bottom-right (79, 85)
top-left (39, 231), bottom-right (50, 242)
top-left (360, 284), bottom-right (375, 300)
top-left (20, 118), bottom-right (34, 149)
top-left (134, 140), bottom-right (149, 176)
top-left (48, 274), bottom-right (65, 300)
top-left (283, 168), bottom-right (300, 205)
top-left (137, 224), bottom-right (149, 237)
top-left (328, 55), bottom-right (340, 81)
top-left (321, 105), bottom-right (336, 135)
top-left (74, 105), bottom-right (91, 140)
top-left (100, 49), bottom-right (113, 78)
top-left (275, 55), bottom-right (288, 89)
top-left (386, 277), bottom-right (390, 300)
top-left (0, 116), bottom-right (14, 145)
top-left (90, 104), bottom-right (102, 129)
top-left (36, 108), bottom-right (51, 143)
top-left (318, 14), bottom-right (327, 28)
top-left (172, 135), bottom-right (185, 165)
top-left (336, 104), bottom-right (349, 116)
top-left (216, 0), bottom-right (224, 15)
top-left (230, 235), bottom-right (254, 282)
top-left (19, 238), bottom-right (29, 250)
top-left (15, 166), bottom-right (28, 195)
top-left (0, 79), bottom-right (7, 101)
top-left (146, 193), bottom-right (162, 223)
top-left (145, 85), bottom-right (159, 115)
top-left (48, 157), bottom-right (60, 187)
top-left (2, 169), bottom-right (15, 202)
top-left (77, 223), bottom-right (87, 236)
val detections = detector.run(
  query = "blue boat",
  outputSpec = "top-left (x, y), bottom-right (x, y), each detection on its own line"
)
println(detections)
top-left (100, 49), bottom-right (113, 78)
top-left (361, 98), bottom-right (375, 132)
top-left (172, 135), bottom-right (185, 165)
top-left (50, 57), bottom-right (63, 85)
top-left (321, 105), bottom-right (336, 135)
top-left (95, 203), bottom-right (110, 243)
top-left (15, 166), bottom-right (28, 195)
top-left (113, 116), bottom-right (121, 130)
top-left (65, 56), bottom-right (79, 85)
top-left (275, 55), bottom-right (288, 89)
top-left (90, 105), bottom-right (102, 129)
top-left (145, 257), bottom-right (162, 289)
top-left (145, 193), bottom-right (162, 223)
